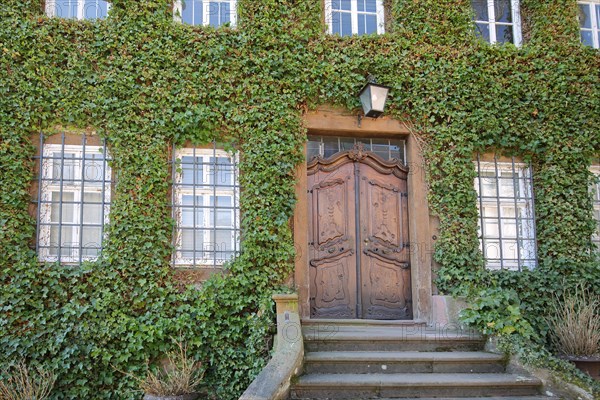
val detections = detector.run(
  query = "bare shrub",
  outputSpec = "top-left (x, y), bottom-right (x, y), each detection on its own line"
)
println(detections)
top-left (548, 286), bottom-right (600, 357)
top-left (139, 341), bottom-right (204, 396)
top-left (0, 362), bottom-right (56, 400)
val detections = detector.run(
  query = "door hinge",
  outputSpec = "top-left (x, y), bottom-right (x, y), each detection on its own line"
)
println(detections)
top-left (403, 242), bottom-right (411, 248)
top-left (400, 192), bottom-right (408, 198)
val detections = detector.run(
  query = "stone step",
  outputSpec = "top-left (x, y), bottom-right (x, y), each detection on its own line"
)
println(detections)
top-left (302, 319), bottom-right (428, 327)
top-left (375, 397), bottom-right (551, 400)
top-left (303, 325), bottom-right (484, 352)
top-left (290, 373), bottom-right (542, 399)
top-left (304, 351), bottom-right (506, 374)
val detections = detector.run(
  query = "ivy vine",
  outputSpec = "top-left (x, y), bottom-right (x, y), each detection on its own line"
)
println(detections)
top-left (0, 0), bottom-right (599, 398)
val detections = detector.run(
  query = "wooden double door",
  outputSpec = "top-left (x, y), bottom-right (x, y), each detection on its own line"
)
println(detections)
top-left (308, 146), bottom-right (412, 320)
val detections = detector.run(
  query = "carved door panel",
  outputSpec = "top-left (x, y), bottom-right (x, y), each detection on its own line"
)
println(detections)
top-left (308, 162), bottom-right (357, 318)
top-left (308, 146), bottom-right (411, 320)
top-left (358, 163), bottom-right (412, 319)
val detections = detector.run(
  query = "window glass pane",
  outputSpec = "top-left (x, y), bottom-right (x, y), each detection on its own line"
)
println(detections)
top-left (55, 0), bottom-right (78, 18)
top-left (581, 30), bottom-right (594, 47)
top-left (84, 153), bottom-right (106, 184)
top-left (495, 24), bottom-right (514, 43)
top-left (479, 171), bottom-right (497, 197)
top-left (50, 226), bottom-right (75, 256)
top-left (182, 195), bottom-right (204, 227)
top-left (494, 0), bottom-right (512, 23)
top-left (181, 156), bottom-right (204, 185)
top-left (372, 139), bottom-right (391, 160)
top-left (209, 157), bottom-right (234, 185)
top-left (475, 22), bottom-right (490, 42)
top-left (52, 192), bottom-right (75, 223)
top-left (82, 226), bottom-right (102, 256)
top-left (365, 0), bottom-right (377, 13)
top-left (322, 137), bottom-right (340, 158)
top-left (221, 1), bottom-right (231, 25)
top-left (332, 0), bottom-right (351, 11)
top-left (596, 4), bottom-right (600, 26)
top-left (331, 11), bottom-right (342, 35)
top-left (307, 138), bottom-right (321, 160)
top-left (483, 240), bottom-right (500, 260)
top-left (579, 3), bottom-right (592, 29)
top-left (341, 12), bottom-right (352, 36)
top-left (365, 14), bottom-right (377, 34)
top-left (389, 142), bottom-right (403, 161)
top-left (472, 0), bottom-right (489, 21)
top-left (339, 137), bottom-right (356, 152)
top-left (501, 207), bottom-right (517, 237)
top-left (83, 0), bottom-right (108, 19)
top-left (181, 228), bottom-right (205, 258)
top-left (83, 192), bottom-right (103, 224)
top-left (499, 174), bottom-right (516, 197)
top-left (182, 0), bottom-right (202, 25)
top-left (53, 153), bottom-right (77, 182)
top-left (358, 14), bottom-right (366, 35)
top-left (208, 1), bottom-right (220, 26)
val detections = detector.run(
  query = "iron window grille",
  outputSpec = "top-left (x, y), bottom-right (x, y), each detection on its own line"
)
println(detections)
top-left (307, 135), bottom-right (406, 164)
top-left (324, 0), bottom-right (385, 36)
top-left (35, 134), bottom-right (112, 264)
top-left (474, 155), bottom-right (537, 271)
top-left (591, 166), bottom-right (600, 248)
top-left (173, 0), bottom-right (237, 27)
top-left (45, 0), bottom-right (110, 20)
top-left (472, 0), bottom-right (522, 45)
top-left (578, 1), bottom-right (600, 48)
top-left (171, 144), bottom-right (240, 267)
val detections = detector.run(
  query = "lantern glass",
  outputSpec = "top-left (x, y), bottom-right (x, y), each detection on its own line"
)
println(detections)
top-left (359, 82), bottom-right (391, 118)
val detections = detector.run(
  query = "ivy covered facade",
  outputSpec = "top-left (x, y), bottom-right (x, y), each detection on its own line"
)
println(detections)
top-left (0, 0), bottom-right (599, 399)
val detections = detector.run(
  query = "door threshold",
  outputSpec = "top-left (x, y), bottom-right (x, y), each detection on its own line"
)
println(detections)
top-left (301, 318), bottom-right (427, 326)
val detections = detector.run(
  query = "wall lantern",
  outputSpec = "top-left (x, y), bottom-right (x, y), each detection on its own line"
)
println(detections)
top-left (358, 77), bottom-right (391, 119)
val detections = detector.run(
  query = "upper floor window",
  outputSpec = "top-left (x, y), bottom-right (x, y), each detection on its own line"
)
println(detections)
top-left (36, 134), bottom-right (112, 264)
top-left (45, 0), bottom-right (110, 20)
top-left (174, 0), bottom-right (237, 27)
top-left (578, 1), bottom-right (600, 48)
top-left (474, 155), bottom-right (537, 271)
top-left (472, 0), bottom-right (522, 45)
top-left (171, 145), bottom-right (240, 267)
top-left (591, 166), bottom-right (600, 247)
top-left (324, 0), bottom-right (385, 36)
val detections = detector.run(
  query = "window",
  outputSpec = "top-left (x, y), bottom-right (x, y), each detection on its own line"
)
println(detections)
top-left (578, 1), bottom-right (600, 48)
top-left (172, 145), bottom-right (240, 267)
top-left (307, 136), bottom-right (405, 164)
top-left (474, 155), bottom-right (537, 270)
top-left (324, 0), bottom-right (385, 36)
top-left (591, 167), bottom-right (600, 248)
top-left (472, 0), bottom-right (522, 45)
top-left (45, 0), bottom-right (110, 20)
top-left (174, 0), bottom-right (237, 27)
top-left (36, 135), bottom-right (112, 263)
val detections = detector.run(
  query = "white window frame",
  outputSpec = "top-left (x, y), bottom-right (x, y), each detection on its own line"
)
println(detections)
top-left (591, 166), bottom-right (600, 247)
top-left (473, 0), bottom-right (522, 45)
top-left (45, 0), bottom-right (111, 20)
top-left (38, 144), bottom-right (112, 263)
top-left (172, 147), bottom-right (240, 267)
top-left (324, 0), bottom-right (385, 36)
top-left (173, 0), bottom-right (238, 27)
top-left (474, 158), bottom-right (537, 271)
top-left (578, 1), bottom-right (600, 48)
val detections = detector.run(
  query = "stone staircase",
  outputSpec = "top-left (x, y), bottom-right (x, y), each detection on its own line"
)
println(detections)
top-left (290, 320), bottom-right (546, 399)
